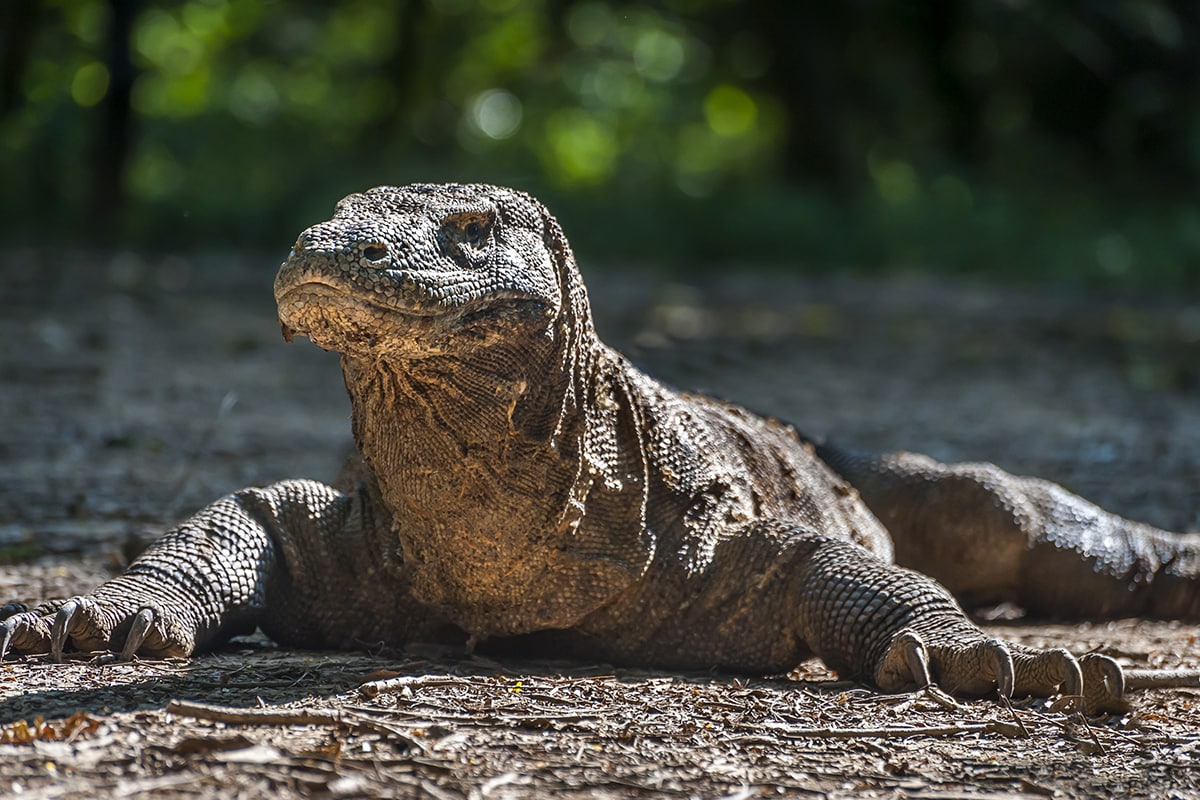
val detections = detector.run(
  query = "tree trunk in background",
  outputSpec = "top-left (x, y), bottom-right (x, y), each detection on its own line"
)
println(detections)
top-left (90, 0), bottom-right (137, 241)
top-left (0, 0), bottom-right (39, 115)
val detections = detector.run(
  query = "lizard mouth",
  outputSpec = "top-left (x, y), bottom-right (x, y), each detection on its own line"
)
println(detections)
top-left (276, 276), bottom-right (443, 318)
top-left (277, 276), bottom-right (543, 320)
top-left (275, 274), bottom-right (551, 354)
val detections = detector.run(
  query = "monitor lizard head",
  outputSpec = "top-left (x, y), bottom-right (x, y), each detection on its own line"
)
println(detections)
top-left (275, 183), bottom-right (586, 360)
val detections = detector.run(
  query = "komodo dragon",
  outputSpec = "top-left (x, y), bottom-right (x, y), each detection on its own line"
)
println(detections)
top-left (3, 183), bottom-right (1198, 714)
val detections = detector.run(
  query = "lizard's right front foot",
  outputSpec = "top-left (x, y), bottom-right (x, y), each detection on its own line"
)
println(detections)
top-left (1, 481), bottom-right (348, 663)
top-left (1, 590), bottom-right (199, 661)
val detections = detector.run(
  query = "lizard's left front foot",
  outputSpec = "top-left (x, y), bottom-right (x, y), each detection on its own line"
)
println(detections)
top-left (875, 627), bottom-right (1128, 714)
top-left (796, 536), bottom-right (1129, 714)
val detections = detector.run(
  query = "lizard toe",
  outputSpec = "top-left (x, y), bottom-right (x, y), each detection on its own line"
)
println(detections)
top-left (929, 636), bottom-right (1017, 697)
top-left (1079, 653), bottom-right (1129, 714)
top-left (1010, 646), bottom-right (1086, 710)
top-left (0, 610), bottom-right (53, 659)
top-left (118, 608), bottom-right (156, 661)
top-left (50, 599), bottom-right (80, 661)
top-left (874, 628), bottom-right (931, 692)
top-left (875, 629), bottom-right (1015, 698)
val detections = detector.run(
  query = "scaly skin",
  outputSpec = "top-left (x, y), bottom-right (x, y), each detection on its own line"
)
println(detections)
top-left (815, 446), bottom-right (1200, 620)
top-left (3, 183), bottom-right (1197, 715)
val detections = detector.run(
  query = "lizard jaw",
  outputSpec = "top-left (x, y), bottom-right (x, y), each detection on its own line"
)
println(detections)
top-left (276, 278), bottom-right (553, 358)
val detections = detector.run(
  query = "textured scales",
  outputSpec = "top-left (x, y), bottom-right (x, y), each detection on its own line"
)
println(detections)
top-left (4, 183), bottom-right (1199, 715)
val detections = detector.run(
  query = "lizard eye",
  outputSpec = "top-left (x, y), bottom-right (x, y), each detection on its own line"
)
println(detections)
top-left (440, 211), bottom-right (494, 251)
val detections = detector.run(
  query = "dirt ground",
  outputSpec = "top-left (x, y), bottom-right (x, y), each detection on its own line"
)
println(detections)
top-left (2, 248), bottom-right (1199, 799)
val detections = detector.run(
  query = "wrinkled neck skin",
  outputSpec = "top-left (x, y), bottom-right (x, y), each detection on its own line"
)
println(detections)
top-left (342, 318), bottom-right (577, 517)
top-left (340, 305), bottom-right (653, 637)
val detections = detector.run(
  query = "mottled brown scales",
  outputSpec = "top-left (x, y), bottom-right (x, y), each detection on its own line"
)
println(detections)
top-left (3, 183), bottom-right (1198, 714)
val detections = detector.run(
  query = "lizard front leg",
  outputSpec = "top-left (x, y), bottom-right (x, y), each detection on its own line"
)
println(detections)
top-left (579, 524), bottom-right (1124, 712)
top-left (1, 479), bottom-right (431, 660)
top-left (787, 532), bottom-right (1126, 713)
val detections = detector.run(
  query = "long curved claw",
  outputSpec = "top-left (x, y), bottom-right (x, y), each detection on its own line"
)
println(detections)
top-left (982, 638), bottom-right (1015, 700)
top-left (873, 631), bottom-right (957, 710)
top-left (1058, 649), bottom-right (1084, 708)
top-left (50, 600), bottom-right (80, 663)
top-left (1026, 649), bottom-right (1084, 713)
top-left (119, 608), bottom-right (155, 662)
top-left (896, 630), bottom-right (932, 688)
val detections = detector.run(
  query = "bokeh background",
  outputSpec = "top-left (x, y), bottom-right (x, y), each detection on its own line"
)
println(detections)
top-left (2, 0), bottom-right (1198, 287)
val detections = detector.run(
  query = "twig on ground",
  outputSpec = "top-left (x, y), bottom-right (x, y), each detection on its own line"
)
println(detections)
top-left (1074, 711), bottom-right (1107, 757)
top-left (998, 694), bottom-right (1030, 738)
top-left (360, 674), bottom-right (478, 698)
top-left (165, 699), bottom-right (423, 749)
top-left (757, 720), bottom-right (1025, 740)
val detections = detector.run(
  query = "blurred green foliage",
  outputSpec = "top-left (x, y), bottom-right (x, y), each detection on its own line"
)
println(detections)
top-left (2, 0), bottom-right (1198, 287)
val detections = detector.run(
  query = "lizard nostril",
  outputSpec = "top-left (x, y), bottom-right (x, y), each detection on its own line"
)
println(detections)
top-left (362, 243), bottom-right (389, 262)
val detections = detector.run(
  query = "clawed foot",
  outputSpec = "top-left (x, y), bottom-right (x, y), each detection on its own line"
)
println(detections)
top-left (876, 628), bottom-right (1130, 715)
top-left (1, 594), bottom-right (195, 662)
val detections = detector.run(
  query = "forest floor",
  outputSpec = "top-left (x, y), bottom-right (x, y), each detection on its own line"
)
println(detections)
top-left (2, 249), bottom-right (1199, 798)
